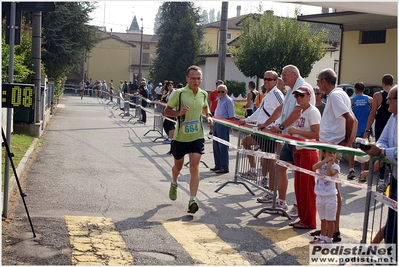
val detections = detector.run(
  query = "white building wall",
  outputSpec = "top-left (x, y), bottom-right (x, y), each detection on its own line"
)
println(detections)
top-left (305, 48), bottom-right (339, 88)
top-left (201, 57), bottom-right (256, 92)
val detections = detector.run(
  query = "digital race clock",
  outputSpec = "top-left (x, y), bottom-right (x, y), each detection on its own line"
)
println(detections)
top-left (2, 83), bottom-right (34, 108)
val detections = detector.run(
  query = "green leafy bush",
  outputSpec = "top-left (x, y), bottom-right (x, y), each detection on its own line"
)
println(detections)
top-left (224, 80), bottom-right (246, 97)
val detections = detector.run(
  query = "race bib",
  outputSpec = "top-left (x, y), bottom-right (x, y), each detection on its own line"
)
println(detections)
top-left (182, 120), bottom-right (200, 134)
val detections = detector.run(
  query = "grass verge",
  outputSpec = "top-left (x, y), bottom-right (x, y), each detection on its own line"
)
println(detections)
top-left (2, 133), bottom-right (37, 190)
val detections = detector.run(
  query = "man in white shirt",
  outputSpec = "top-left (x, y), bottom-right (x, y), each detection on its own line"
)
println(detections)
top-left (317, 68), bottom-right (357, 243)
top-left (256, 65), bottom-right (315, 214)
top-left (154, 82), bottom-right (163, 100)
top-left (238, 70), bottom-right (284, 191)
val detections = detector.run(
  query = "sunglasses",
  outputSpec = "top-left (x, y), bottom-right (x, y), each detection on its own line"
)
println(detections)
top-left (217, 91), bottom-right (225, 93)
top-left (294, 93), bottom-right (307, 98)
top-left (263, 78), bottom-right (275, 81)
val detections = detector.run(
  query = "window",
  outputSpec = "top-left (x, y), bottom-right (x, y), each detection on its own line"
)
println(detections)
top-left (361, 30), bottom-right (386, 44)
top-left (226, 32), bottom-right (232, 40)
top-left (143, 43), bottom-right (150, 49)
top-left (334, 61), bottom-right (339, 74)
top-left (143, 53), bottom-right (149, 64)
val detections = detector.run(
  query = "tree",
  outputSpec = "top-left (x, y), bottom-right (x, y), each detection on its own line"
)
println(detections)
top-left (216, 11), bottom-right (221, 22)
top-left (149, 2), bottom-right (203, 85)
top-left (154, 6), bottom-right (162, 34)
top-left (2, 21), bottom-right (34, 83)
top-left (233, 9), bottom-right (327, 79)
top-left (209, 8), bottom-right (216, 23)
top-left (41, 2), bottom-right (99, 82)
top-left (200, 9), bottom-right (209, 25)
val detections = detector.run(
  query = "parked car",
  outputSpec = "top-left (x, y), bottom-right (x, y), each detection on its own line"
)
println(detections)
top-left (337, 83), bottom-right (383, 98)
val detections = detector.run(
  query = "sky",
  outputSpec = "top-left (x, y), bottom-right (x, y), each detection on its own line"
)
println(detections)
top-left (89, 1), bottom-right (324, 34)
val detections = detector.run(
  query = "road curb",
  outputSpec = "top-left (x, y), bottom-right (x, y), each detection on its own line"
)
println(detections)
top-left (7, 138), bottom-right (39, 198)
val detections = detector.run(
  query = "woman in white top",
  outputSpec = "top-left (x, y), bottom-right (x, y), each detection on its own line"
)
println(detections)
top-left (286, 86), bottom-right (321, 229)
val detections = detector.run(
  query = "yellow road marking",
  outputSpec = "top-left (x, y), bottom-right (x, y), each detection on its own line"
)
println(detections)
top-left (340, 228), bottom-right (363, 241)
top-left (162, 221), bottom-right (251, 266)
top-left (252, 226), bottom-right (311, 265)
top-left (64, 216), bottom-right (133, 266)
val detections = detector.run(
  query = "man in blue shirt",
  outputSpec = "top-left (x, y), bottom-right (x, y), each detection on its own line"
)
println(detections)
top-left (347, 82), bottom-right (372, 182)
top-left (210, 84), bottom-right (235, 174)
top-left (362, 85), bottom-right (397, 245)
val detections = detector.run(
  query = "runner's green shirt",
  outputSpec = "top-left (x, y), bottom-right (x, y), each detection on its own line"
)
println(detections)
top-left (167, 85), bottom-right (208, 142)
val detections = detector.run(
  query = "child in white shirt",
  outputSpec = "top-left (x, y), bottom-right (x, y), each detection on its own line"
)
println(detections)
top-left (311, 150), bottom-right (340, 244)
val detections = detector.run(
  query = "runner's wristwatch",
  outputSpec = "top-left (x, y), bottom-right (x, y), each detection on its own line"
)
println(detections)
top-left (279, 124), bottom-right (285, 131)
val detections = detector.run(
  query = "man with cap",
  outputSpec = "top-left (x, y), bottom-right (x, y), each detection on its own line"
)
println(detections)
top-left (155, 82), bottom-right (163, 100)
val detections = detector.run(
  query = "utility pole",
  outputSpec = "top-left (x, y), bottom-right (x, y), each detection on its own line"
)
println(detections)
top-left (138, 18), bottom-right (143, 81)
top-left (32, 11), bottom-right (42, 123)
top-left (2, 2), bottom-right (16, 218)
top-left (217, 2), bottom-right (228, 81)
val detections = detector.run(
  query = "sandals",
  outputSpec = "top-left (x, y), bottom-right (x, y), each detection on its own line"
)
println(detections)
top-left (292, 222), bottom-right (316, 229)
top-left (333, 231), bottom-right (341, 242)
top-left (289, 221), bottom-right (301, 227)
top-left (311, 230), bottom-right (341, 242)
top-left (310, 229), bottom-right (321, 236)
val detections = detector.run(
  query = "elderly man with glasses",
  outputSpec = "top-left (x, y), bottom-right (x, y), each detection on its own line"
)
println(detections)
top-left (210, 84), bottom-right (235, 174)
top-left (238, 70), bottom-right (284, 191)
top-left (256, 65), bottom-right (315, 217)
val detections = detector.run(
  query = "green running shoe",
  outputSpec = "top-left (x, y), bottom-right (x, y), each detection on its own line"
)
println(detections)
top-left (347, 170), bottom-right (356, 180)
top-left (169, 183), bottom-right (178, 201)
top-left (187, 199), bottom-right (199, 214)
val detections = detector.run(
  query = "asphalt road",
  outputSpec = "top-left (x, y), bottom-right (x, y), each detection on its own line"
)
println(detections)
top-left (1, 93), bottom-right (383, 265)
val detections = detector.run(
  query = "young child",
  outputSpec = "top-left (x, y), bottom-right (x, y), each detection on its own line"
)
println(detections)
top-left (310, 150), bottom-right (340, 244)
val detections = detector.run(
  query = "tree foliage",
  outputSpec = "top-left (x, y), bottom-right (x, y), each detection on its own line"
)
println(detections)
top-left (154, 6), bottom-right (162, 34)
top-left (200, 10), bottom-right (209, 25)
top-left (2, 22), bottom-right (34, 83)
top-left (209, 8), bottom-right (216, 23)
top-left (41, 2), bottom-right (99, 81)
top-left (149, 2), bottom-right (203, 85)
top-left (224, 80), bottom-right (246, 97)
top-left (233, 9), bottom-right (327, 78)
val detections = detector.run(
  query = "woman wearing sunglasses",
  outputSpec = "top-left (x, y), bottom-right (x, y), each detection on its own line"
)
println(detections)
top-left (286, 86), bottom-right (321, 230)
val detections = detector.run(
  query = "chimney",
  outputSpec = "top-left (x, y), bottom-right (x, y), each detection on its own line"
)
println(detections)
top-left (322, 7), bottom-right (329, 14)
top-left (237, 5), bottom-right (241, 17)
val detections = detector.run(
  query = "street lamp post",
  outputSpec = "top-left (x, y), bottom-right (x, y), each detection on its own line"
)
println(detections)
top-left (138, 18), bottom-right (143, 81)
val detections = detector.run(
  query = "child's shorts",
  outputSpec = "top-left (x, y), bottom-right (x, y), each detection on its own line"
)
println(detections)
top-left (316, 194), bottom-right (337, 221)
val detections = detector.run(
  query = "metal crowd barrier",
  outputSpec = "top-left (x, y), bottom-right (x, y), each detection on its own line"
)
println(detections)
top-left (143, 100), bottom-right (168, 142)
top-left (117, 93), bottom-right (139, 121)
top-left (210, 117), bottom-right (397, 242)
top-left (362, 160), bottom-right (397, 244)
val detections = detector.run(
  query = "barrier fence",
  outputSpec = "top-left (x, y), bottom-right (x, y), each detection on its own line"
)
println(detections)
top-left (96, 93), bottom-right (396, 245)
top-left (210, 117), bottom-right (396, 244)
